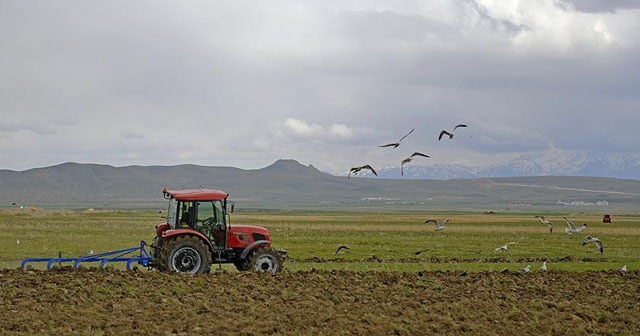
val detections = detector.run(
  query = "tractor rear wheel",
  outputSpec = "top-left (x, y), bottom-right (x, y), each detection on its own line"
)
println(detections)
top-left (163, 235), bottom-right (212, 274)
top-left (152, 236), bottom-right (168, 271)
top-left (247, 246), bottom-right (283, 273)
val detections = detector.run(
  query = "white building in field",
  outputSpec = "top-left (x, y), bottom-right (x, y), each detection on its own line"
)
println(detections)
top-left (556, 200), bottom-right (609, 207)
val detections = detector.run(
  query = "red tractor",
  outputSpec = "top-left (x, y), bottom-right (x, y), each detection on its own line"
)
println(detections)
top-left (150, 188), bottom-right (286, 274)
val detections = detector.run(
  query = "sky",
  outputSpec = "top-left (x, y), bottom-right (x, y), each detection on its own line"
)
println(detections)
top-left (1, 0), bottom-right (639, 174)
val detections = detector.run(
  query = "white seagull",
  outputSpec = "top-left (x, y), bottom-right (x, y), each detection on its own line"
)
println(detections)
top-left (581, 236), bottom-right (603, 254)
top-left (494, 242), bottom-right (516, 252)
top-left (348, 165), bottom-right (378, 179)
top-left (535, 215), bottom-right (554, 233)
top-left (618, 265), bottom-right (628, 272)
top-left (16, 238), bottom-right (20, 245)
top-left (540, 261), bottom-right (547, 271)
top-left (564, 217), bottom-right (587, 234)
top-left (521, 265), bottom-right (531, 273)
top-left (438, 124), bottom-right (467, 141)
top-left (401, 152), bottom-right (430, 176)
top-left (424, 219), bottom-right (448, 231)
top-left (535, 215), bottom-right (552, 225)
top-left (379, 128), bottom-right (415, 149)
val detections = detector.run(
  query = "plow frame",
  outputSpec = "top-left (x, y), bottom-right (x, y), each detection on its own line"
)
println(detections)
top-left (20, 240), bottom-right (153, 270)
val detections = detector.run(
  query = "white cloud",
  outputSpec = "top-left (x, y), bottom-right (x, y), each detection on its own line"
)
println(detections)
top-left (329, 124), bottom-right (353, 139)
top-left (282, 118), bottom-right (324, 138)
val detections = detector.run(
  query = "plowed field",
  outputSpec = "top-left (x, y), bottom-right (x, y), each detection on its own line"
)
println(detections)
top-left (1, 268), bottom-right (638, 335)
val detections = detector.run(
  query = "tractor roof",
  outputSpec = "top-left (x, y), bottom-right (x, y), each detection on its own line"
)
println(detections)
top-left (163, 188), bottom-right (228, 201)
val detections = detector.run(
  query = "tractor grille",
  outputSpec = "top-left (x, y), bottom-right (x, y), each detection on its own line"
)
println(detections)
top-left (252, 233), bottom-right (266, 242)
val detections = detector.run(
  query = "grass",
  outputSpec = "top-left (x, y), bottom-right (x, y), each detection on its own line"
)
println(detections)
top-left (1, 208), bottom-right (639, 272)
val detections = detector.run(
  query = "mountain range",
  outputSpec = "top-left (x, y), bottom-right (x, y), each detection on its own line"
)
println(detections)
top-left (374, 150), bottom-right (640, 180)
top-left (1, 158), bottom-right (639, 211)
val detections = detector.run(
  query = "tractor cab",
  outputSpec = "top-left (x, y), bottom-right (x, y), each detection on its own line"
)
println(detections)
top-left (162, 187), bottom-right (229, 249)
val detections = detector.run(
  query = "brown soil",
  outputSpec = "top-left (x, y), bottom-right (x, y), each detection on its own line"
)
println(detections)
top-left (0, 268), bottom-right (638, 335)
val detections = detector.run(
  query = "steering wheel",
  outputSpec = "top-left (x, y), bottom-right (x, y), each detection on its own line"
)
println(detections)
top-left (199, 217), bottom-right (214, 226)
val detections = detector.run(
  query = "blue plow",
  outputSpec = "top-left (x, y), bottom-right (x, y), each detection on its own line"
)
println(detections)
top-left (21, 240), bottom-right (153, 270)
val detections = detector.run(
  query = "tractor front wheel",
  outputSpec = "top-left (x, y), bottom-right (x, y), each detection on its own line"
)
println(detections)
top-left (247, 246), bottom-right (283, 273)
top-left (163, 235), bottom-right (212, 274)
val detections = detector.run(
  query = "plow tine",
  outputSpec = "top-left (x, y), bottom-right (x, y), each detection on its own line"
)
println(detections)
top-left (21, 240), bottom-right (152, 270)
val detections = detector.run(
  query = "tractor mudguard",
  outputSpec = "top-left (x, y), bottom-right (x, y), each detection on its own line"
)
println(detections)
top-left (240, 240), bottom-right (270, 260)
top-left (161, 228), bottom-right (215, 255)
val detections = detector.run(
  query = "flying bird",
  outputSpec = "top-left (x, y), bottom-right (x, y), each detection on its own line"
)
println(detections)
top-left (379, 128), bottom-right (415, 149)
top-left (414, 249), bottom-right (429, 255)
top-left (535, 215), bottom-right (552, 225)
top-left (334, 245), bottom-right (350, 255)
top-left (581, 236), bottom-right (603, 254)
top-left (564, 217), bottom-right (587, 234)
top-left (535, 215), bottom-right (554, 233)
top-left (438, 124), bottom-right (467, 141)
top-left (424, 218), bottom-right (448, 231)
top-left (348, 165), bottom-right (377, 179)
top-left (494, 242), bottom-right (516, 252)
top-left (401, 152), bottom-right (430, 176)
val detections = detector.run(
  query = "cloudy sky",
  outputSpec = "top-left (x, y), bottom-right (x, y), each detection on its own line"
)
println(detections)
top-left (1, 0), bottom-right (639, 174)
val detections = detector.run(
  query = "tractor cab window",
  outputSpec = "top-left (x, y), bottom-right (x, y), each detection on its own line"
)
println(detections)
top-left (179, 201), bottom-right (195, 228)
top-left (167, 198), bottom-right (178, 228)
top-left (194, 201), bottom-right (226, 249)
top-left (213, 200), bottom-right (225, 225)
top-left (195, 201), bottom-right (215, 226)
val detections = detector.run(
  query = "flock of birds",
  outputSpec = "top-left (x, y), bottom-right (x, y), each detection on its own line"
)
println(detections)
top-left (342, 123), bottom-right (630, 273)
top-left (334, 214), bottom-right (628, 273)
top-left (348, 124), bottom-right (467, 178)
top-left (487, 215), bottom-right (615, 272)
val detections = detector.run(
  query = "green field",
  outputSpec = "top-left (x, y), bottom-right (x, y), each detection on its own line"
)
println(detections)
top-left (2, 208), bottom-right (638, 273)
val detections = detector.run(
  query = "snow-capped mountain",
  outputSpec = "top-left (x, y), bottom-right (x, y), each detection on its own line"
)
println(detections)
top-left (376, 150), bottom-right (640, 180)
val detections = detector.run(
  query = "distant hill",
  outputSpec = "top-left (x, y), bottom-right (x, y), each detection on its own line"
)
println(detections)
top-left (1, 160), bottom-right (640, 211)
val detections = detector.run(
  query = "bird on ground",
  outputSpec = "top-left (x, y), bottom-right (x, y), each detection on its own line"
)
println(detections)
top-left (494, 242), bottom-right (516, 252)
top-left (521, 265), bottom-right (531, 273)
top-left (424, 218), bottom-right (448, 231)
top-left (541, 261), bottom-right (547, 271)
top-left (348, 165), bottom-right (377, 179)
top-left (581, 236), bottom-right (603, 254)
top-left (334, 245), bottom-right (350, 255)
top-left (564, 217), bottom-right (587, 234)
top-left (379, 128), bottom-right (415, 149)
top-left (438, 124), bottom-right (467, 140)
top-left (16, 239), bottom-right (20, 245)
top-left (618, 265), bottom-right (628, 272)
top-left (535, 216), bottom-right (554, 233)
top-left (401, 152), bottom-right (430, 176)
